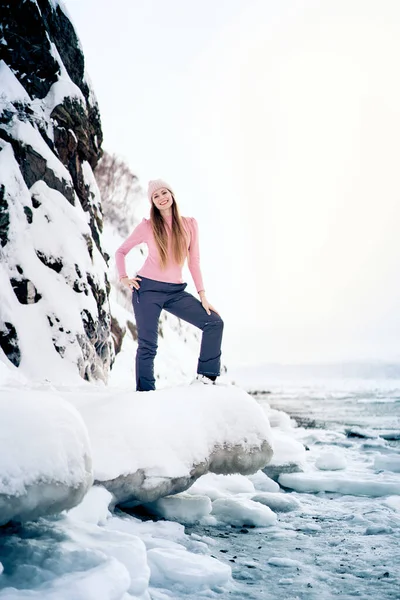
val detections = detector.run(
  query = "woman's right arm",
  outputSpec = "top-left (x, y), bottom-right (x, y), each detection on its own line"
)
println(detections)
top-left (115, 219), bottom-right (147, 282)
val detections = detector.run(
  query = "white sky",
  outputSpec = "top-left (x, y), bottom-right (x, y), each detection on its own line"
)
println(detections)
top-left (64, 0), bottom-right (400, 366)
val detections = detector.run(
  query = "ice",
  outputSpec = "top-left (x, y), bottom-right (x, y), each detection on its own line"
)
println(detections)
top-left (267, 557), bottom-right (303, 568)
top-left (211, 497), bottom-right (277, 526)
top-left (186, 472), bottom-right (256, 500)
top-left (67, 486), bottom-right (114, 525)
top-left (279, 471), bottom-right (400, 496)
top-left (262, 429), bottom-right (306, 480)
top-left (63, 521), bottom-right (150, 597)
top-left (315, 451), bottom-right (347, 471)
top-left (252, 492), bottom-right (301, 512)
top-left (374, 454), bottom-right (400, 473)
top-left (144, 494), bottom-right (212, 524)
top-left (0, 558), bottom-right (131, 600)
top-left (383, 496), bottom-right (400, 511)
top-left (247, 470), bottom-right (280, 492)
top-left (147, 547), bottom-right (231, 590)
top-left (0, 390), bottom-right (92, 525)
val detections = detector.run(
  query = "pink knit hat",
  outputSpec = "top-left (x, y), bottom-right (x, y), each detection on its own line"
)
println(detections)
top-left (147, 179), bottom-right (174, 203)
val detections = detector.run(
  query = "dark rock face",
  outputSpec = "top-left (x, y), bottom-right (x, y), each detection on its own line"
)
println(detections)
top-left (0, 0), bottom-right (113, 381)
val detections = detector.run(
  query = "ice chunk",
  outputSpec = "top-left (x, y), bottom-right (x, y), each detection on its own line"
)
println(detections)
top-left (315, 452), bottom-right (347, 471)
top-left (279, 471), bottom-right (400, 497)
top-left (374, 454), bottom-right (400, 473)
top-left (252, 492), bottom-right (300, 512)
top-left (0, 557), bottom-right (131, 600)
top-left (262, 430), bottom-right (306, 480)
top-left (268, 557), bottom-right (302, 568)
top-left (211, 497), bottom-right (277, 526)
top-left (383, 496), bottom-right (400, 511)
top-left (186, 473), bottom-right (255, 500)
top-left (67, 486), bottom-right (114, 525)
top-left (147, 547), bottom-right (231, 590)
top-left (144, 493), bottom-right (212, 524)
top-left (248, 470), bottom-right (280, 492)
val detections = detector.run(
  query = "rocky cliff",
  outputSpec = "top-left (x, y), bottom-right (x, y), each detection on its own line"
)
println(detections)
top-left (0, 0), bottom-right (113, 381)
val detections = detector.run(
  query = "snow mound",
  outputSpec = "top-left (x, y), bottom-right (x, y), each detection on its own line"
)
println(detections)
top-left (67, 384), bottom-right (273, 506)
top-left (211, 497), bottom-right (277, 527)
top-left (0, 390), bottom-right (93, 525)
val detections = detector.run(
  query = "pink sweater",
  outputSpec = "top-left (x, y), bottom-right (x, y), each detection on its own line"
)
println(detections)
top-left (115, 215), bottom-right (205, 293)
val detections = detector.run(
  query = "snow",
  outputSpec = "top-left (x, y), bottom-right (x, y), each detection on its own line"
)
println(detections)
top-left (0, 143), bottom-right (109, 382)
top-left (62, 383), bottom-right (273, 505)
top-left (0, 390), bottom-right (92, 525)
top-left (211, 497), bottom-right (277, 527)
top-left (0, 61), bottom-right (30, 104)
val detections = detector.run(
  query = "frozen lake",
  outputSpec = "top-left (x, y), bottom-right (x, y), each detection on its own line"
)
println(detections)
top-left (186, 379), bottom-right (400, 599)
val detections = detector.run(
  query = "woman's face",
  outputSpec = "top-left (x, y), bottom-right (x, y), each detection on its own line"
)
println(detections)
top-left (152, 188), bottom-right (173, 212)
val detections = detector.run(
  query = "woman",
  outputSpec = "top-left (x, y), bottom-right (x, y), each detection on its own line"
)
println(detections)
top-left (115, 179), bottom-right (224, 391)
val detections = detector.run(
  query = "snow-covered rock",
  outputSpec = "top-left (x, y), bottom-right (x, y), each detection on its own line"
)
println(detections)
top-left (0, 0), bottom-right (113, 383)
top-left (66, 384), bottom-right (273, 506)
top-left (0, 390), bottom-right (93, 525)
top-left (262, 429), bottom-right (306, 481)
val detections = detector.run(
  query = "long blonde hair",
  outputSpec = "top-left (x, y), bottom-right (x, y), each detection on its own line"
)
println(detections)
top-left (150, 194), bottom-right (189, 269)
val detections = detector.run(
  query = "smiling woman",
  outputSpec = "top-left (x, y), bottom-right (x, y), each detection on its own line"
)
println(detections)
top-left (115, 179), bottom-right (224, 391)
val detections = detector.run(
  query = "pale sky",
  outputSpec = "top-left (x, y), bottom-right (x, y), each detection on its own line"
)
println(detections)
top-left (65, 0), bottom-right (400, 366)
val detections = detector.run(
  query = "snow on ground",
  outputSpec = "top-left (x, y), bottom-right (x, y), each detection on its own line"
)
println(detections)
top-left (2, 361), bottom-right (400, 598)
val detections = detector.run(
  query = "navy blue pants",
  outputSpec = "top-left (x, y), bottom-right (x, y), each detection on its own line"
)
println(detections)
top-left (132, 276), bottom-right (224, 391)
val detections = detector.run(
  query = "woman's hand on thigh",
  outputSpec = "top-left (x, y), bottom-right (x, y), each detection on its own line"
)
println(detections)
top-left (120, 276), bottom-right (142, 291)
top-left (200, 294), bottom-right (220, 316)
